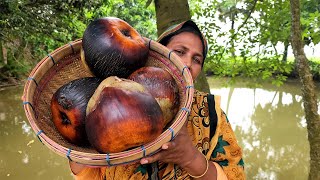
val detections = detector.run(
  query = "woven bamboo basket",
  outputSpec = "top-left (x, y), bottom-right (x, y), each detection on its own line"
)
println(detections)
top-left (22, 38), bottom-right (194, 166)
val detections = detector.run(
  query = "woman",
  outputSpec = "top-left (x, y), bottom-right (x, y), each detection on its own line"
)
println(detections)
top-left (70, 20), bottom-right (245, 180)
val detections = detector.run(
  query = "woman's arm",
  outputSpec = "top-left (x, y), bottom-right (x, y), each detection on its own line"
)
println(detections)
top-left (181, 149), bottom-right (228, 180)
top-left (182, 148), bottom-right (217, 179)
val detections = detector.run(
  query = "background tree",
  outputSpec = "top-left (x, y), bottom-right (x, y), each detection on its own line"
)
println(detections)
top-left (290, 0), bottom-right (320, 179)
top-left (193, 0), bottom-right (320, 86)
top-left (153, 0), bottom-right (210, 92)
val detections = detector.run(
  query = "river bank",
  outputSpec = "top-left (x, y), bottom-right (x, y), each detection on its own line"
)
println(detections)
top-left (0, 78), bottom-right (24, 88)
top-left (1, 75), bottom-right (320, 89)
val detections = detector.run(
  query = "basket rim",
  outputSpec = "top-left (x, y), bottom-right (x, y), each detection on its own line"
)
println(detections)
top-left (22, 37), bottom-right (194, 166)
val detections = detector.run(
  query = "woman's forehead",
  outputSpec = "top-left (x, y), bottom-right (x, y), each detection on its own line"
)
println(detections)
top-left (169, 33), bottom-right (203, 51)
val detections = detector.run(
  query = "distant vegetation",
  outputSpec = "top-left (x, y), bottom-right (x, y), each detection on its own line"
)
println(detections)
top-left (0, 0), bottom-right (157, 86)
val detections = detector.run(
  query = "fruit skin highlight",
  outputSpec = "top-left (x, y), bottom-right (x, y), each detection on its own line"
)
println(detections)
top-left (82, 17), bottom-right (149, 79)
top-left (129, 66), bottom-right (180, 126)
top-left (86, 76), bottom-right (164, 153)
top-left (51, 77), bottom-right (101, 145)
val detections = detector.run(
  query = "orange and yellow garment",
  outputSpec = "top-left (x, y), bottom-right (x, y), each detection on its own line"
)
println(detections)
top-left (72, 90), bottom-right (245, 180)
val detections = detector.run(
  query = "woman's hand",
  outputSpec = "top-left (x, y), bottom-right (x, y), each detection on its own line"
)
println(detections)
top-left (139, 124), bottom-right (198, 169)
top-left (139, 124), bottom-right (219, 180)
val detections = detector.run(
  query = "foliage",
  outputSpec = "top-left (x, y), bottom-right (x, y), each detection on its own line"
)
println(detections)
top-left (204, 55), bottom-right (293, 86)
top-left (190, 0), bottom-right (320, 85)
top-left (0, 0), bottom-right (157, 82)
top-left (0, 42), bottom-right (33, 80)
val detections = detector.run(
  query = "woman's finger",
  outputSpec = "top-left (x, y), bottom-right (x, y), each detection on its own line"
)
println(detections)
top-left (161, 141), bottom-right (176, 150)
top-left (140, 151), bottom-right (163, 164)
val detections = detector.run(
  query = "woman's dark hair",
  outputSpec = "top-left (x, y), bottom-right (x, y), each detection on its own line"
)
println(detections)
top-left (159, 26), bottom-right (203, 46)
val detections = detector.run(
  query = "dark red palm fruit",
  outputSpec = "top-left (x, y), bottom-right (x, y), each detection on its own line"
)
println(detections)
top-left (82, 17), bottom-right (149, 78)
top-left (86, 76), bottom-right (164, 153)
top-left (128, 67), bottom-right (180, 126)
top-left (50, 77), bottom-right (101, 145)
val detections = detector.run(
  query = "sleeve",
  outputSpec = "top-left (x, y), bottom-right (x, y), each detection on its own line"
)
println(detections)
top-left (210, 111), bottom-right (245, 180)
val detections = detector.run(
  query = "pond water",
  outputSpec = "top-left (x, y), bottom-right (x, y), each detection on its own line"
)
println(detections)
top-left (0, 77), bottom-right (319, 180)
top-left (208, 77), bottom-right (319, 180)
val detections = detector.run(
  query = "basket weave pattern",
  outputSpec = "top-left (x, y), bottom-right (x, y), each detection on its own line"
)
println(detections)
top-left (22, 38), bottom-right (194, 166)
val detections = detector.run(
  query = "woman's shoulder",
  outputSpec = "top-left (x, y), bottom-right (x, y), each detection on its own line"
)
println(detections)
top-left (194, 89), bottom-right (220, 97)
top-left (193, 90), bottom-right (221, 107)
top-left (194, 89), bottom-right (208, 96)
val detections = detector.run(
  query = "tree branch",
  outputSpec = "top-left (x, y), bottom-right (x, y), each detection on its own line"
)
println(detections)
top-left (217, 0), bottom-right (258, 62)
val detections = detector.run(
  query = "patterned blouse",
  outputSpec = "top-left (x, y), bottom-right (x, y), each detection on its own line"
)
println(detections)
top-left (73, 90), bottom-right (245, 180)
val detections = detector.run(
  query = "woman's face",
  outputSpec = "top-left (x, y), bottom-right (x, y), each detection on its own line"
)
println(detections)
top-left (166, 32), bottom-right (204, 80)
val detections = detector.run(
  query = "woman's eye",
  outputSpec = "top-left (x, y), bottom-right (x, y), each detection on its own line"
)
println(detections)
top-left (174, 50), bottom-right (184, 55)
top-left (193, 57), bottom-right (202, 64)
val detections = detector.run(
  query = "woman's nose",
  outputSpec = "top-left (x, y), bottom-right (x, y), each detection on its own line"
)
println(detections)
top-left (181, 56), bottom-right (192, 68)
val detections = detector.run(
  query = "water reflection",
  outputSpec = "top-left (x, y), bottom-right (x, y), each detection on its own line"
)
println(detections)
top-left (0, 86), bottom-right (72, 180)
top-left (208, 77), bottom-right (320, 180)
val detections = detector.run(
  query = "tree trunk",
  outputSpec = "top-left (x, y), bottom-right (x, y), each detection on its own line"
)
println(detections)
top-left (290, 0), bottom-right (320, 179)
top-left (154, 0), bottom-right (191, 36)
top-left (282, 38), bottom-right (289, 62)
top-left (230, 8), bottom-right (236, 58)
top-left (0, 41), bottom-right (7, 65)
top-left (0, 41), bottom-right (3, 63)
top-left (154, 0), bottom-right (210, 93)
top-left (194, 71), bottom-right (210, 93)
